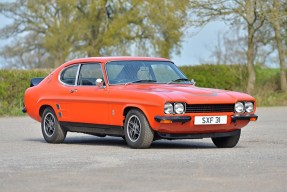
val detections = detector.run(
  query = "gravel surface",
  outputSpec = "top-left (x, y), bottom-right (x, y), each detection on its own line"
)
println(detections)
top-left (0, 107), bottom-right (286, 192)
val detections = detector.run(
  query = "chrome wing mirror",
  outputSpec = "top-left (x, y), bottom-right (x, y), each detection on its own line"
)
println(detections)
top-left (96, 78), bottom-right (105, 89)
top-left (190, 79), bottom-right (196, 85)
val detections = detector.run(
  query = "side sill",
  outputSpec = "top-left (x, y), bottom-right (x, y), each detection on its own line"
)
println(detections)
top-left (60, 122), bottom-right (124, 136)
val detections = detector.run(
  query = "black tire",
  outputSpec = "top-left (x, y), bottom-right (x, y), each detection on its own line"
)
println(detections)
top-left (124, 109), bottom-right (154, 149)
top-left (212, 130), bottom-right (241, 148)
top-left (41, 107), bottom-right (66, 143)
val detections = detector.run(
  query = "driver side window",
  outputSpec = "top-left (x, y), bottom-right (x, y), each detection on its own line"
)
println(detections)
top-left (78, 64), bottom-right (104, 86)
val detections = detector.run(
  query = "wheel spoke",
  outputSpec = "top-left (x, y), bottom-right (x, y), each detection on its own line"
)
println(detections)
top-left (44, 113), bottom-right (56, 137)
top-left (45, 118), bottom-right (50, 125)
top-left (127, 115), bottom-right (141, 142)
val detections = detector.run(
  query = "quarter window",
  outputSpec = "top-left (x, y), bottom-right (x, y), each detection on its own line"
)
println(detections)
top-left (60, 65), bottom-right (79, 85)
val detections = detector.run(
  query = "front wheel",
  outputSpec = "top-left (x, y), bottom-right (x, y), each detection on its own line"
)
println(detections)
top-left (41, 107), bottom-right (66, 143)
top-left (124, 109), bottom-right (154, 149)
top-left (211, 130), bottom-right (241, 148)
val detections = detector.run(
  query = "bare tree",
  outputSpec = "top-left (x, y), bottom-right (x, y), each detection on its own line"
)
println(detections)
top-left (203, 25), bottom-right (246, 65)
top-left (190, 0), bottom-right (265, 94)
top-left (264, 0), bottom-right (287, 92)
top-left (204, 23), bottom-right (275, 67)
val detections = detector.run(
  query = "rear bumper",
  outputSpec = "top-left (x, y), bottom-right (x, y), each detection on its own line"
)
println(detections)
top-left (22, 107), bottom-right (27, 113)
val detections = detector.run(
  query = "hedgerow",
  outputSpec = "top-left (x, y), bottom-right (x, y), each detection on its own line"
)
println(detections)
top-left (0, 65), bottom-right (285, 116)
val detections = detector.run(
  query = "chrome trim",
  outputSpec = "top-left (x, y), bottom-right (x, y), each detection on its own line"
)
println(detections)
top-left (75, 64), bottom-right (81, 86)
top-left (58, 62), bottom-right (106, 87)
top-left (104, 60), bottom-right (186, 86)
top-left (234, 101), bottom-right (255, 113)
top-left (174, 102), bottom-right (186, 114)
top-left (58, 64), bottom-right (80, 87)
top-left (164, 102), bottom-right (186, 115)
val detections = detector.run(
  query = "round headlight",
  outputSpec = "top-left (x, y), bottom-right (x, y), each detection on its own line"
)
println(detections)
top-left (164, 103), bottom-right (174, 114)
top-left (174, 103), bottom-right (185, 114)
top-left (245, 102), bottom-right (254, 113)
top-left (235, 102), bottom-right (244, 113)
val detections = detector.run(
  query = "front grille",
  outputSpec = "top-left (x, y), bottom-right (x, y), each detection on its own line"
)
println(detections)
top-left (185, 104), bottom-right (234, 113)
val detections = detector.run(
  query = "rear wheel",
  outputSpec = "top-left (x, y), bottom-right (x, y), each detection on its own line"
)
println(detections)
top-left (212, 130), bottom-right (241, 148)
top-left (41, 107), bottom-right (66, 143)
top-left (124, 109), bottom-right (154, 149)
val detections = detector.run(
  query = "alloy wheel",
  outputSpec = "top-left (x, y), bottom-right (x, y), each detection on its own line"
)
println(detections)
top-left (127, 115), bottom-right (141, 142)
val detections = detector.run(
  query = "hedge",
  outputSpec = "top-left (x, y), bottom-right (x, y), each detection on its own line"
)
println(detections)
top-left (0, 65), bottom-right (285, 116)
top-left (0, 69), bottom-right (51, 116)
top-left (180, 64), bottom-right (248, 91)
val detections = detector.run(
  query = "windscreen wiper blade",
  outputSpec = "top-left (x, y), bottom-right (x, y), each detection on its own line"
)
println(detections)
top-left (125, 80), bottom-right (157, 85)
top-left (167, 78), bottom-right (190, 84)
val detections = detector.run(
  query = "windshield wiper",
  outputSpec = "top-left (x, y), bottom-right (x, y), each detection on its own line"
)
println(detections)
top-left (125, 79), bottom-right (157, 85)
top-left (167, 78), bottom-right (190, 84)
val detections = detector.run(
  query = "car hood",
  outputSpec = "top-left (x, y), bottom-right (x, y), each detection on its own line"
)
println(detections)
top-left (114, 84), bottom-right (254, 104)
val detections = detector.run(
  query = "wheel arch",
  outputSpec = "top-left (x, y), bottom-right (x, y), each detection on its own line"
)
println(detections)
top-left (39, 105), bottom-right (54, 118)
top-left (122, 104), bottom-right (160, 130)
top-left (123, 106), bottom-right (150, 125)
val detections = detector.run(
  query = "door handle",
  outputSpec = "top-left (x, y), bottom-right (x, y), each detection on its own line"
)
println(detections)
top-left (70, 89), bottom-right (77, 93)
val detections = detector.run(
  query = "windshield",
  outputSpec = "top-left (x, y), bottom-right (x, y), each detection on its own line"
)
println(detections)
top-left (106, 60), bottom-right (190, 85)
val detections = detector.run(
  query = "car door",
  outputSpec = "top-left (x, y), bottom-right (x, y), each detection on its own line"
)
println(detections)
top-left (58, 63), bottom-right (109, 125)
top-left (72, 63), bottom-right (109, 125)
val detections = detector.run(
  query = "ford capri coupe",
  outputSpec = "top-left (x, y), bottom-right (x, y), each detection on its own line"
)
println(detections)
top-left (23, 57), bottom-right (258, 148)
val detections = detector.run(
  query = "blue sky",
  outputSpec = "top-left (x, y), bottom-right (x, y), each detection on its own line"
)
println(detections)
top-left (0, 13), bottom-right (227, 67)
top-left (172, 21), bottom-right (226, 66)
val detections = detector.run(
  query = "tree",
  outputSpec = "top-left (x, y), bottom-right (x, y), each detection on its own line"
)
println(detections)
top-left (264, 0), bottom-right (287, 92)
top-left (190, 0), bottom-right (265, 94)
top-left (0, 0), bottom-right (190, 68)
top-left (204, 24), bottom-right (275, 66)
top-left (202, 26), bottom-right (247, 65)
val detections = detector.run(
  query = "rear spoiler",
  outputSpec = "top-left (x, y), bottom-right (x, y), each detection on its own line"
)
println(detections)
top-left (30, 78), bottom-right (44, 87)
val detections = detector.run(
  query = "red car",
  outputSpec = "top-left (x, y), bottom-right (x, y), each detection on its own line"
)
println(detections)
top-left (23, 57), bottom-right (258, 148)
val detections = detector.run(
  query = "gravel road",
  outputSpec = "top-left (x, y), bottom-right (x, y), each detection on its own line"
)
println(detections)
top-left (0, 107), bottom-right (286, 192)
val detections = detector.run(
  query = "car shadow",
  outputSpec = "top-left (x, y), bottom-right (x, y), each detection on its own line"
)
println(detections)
top-left (151, 140), bottom-right (216, 149)
top-left (25, 136), bottom-right (219, 149)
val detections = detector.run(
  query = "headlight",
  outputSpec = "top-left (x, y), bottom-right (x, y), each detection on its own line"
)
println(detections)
top-left (174, 103), bottom-right (185, 114)
top-left (245, 102), bottom-right (254, 113)
top-left (235, 102), bottom-right (244, 113)
top-left (164, 103), bottom-right (174, 114)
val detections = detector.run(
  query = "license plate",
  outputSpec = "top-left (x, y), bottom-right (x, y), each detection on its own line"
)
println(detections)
top-left (194, 116), bottom-right (227, 125)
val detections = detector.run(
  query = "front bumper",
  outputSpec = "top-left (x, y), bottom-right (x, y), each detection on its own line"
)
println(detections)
top-left (231, 114), bottom-right (258, 122)
top-left (154, 116), bottom-right (191, 123)
top-left (155, 114), bottom-right (258, 124)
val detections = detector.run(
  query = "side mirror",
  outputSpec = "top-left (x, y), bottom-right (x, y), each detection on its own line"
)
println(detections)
top-left (190, 79), bottom-right (196, 85)
top-left (96, 78), bottom-right (105, 88)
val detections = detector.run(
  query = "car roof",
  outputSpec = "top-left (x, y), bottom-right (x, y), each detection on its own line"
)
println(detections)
top-left (62, 56), bottom-right (170, 67)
